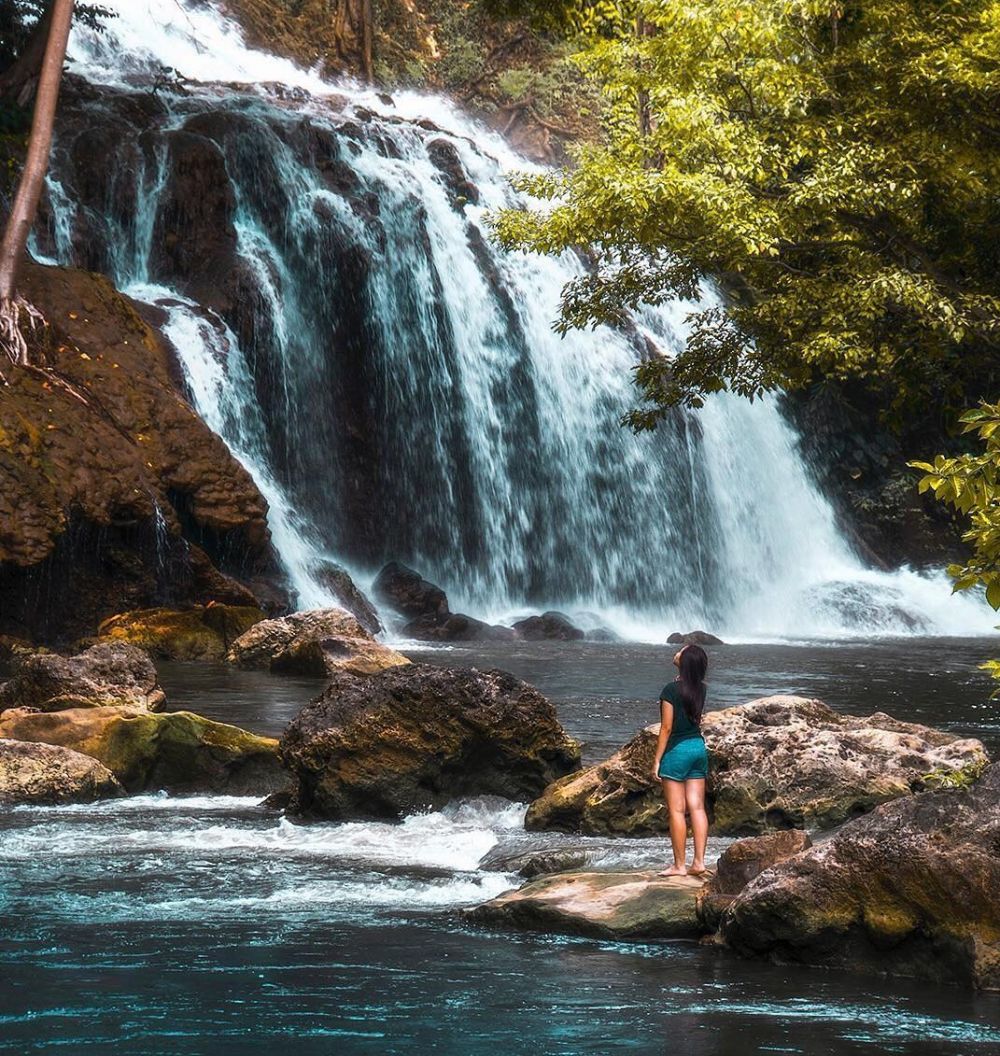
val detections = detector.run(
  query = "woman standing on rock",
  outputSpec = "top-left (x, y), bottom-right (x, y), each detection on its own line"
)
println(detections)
top-left (652, 644), bottom-right (710, 876)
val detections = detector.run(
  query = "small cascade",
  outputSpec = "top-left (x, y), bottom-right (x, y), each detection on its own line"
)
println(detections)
top-left (31, 0), bottom-right (991, 639)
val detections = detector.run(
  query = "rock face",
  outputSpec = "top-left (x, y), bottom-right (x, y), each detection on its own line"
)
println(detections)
top-left (512, 611), bottom-right (584, 642)
top-left (0, 706), bottom-right (283, 794)
top-left (525, 697), bottom-right (989, 837)
top-left (0, 642), bottom-right (166, 713)
top-left (698, 830), bottom-right (812, 931)
top-left (0, 738), bottom-right (124, 805)
top-left (720, 764), bottom-right (1000, 989)
top-left (0, 261), bottom-right (280, 645)
top-left (280, 664), bottom-right (581, 820)
top-left (667, 630), bottom-right (724, 646)
top-left (98, 605), bottom-right (265, 661)
top-left (227, 608), bottom-right (410, 677)
top-left (466, 870), bottom-right (705, 940)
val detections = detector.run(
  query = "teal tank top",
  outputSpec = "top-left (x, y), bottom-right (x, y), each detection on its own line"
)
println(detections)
top-left (659, 681), bottom-right (703, 749)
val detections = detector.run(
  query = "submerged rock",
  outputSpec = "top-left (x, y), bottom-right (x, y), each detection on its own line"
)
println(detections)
top-left (280, 664), bottom-right (581, 820)
top-left (0, 706), bottom-right (283, 795)
top-left (667, 631), bottom-right (724, 646)
top-left (0, 642), bottom-right (166, 714)
top-left (98, 604), bottom-right (265, 661)
top-left (720, 763), bottom-right (1000, 989)
top-left (512, 611), bottom-right (584, 642)
top-left (308, 561), bottom-right (382, 636)
top-left (698, 830), bottom-right (812, 931)
top-left (0, 738), bottom-right (124, 805)
top-left (227, 608), bottom-right (409, 677)
top-left (525, 696), bottom-right (989, 837)
top-left (466, 870), bottom-right (705, 940)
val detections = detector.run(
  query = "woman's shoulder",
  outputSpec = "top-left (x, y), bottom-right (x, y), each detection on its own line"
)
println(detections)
top-left (659, 680), bottom-right (681, 703)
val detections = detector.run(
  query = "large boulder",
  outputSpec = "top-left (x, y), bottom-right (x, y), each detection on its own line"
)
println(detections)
top-left (720, 763), bottom-right (1000, 989)
top-left (667, 630), bottom-right (724, 646)
top-left (98, 604), bottom-right (266, 661)
top-left (0, 642), bottom-right (165, 713)
top-left (280, 664), bottom-right (581, 820)
top-left (525, 696), bottom-right (988, 837)
top-left (372, 562), bottom-right (448, 621)
top-left (512, 611), bottom-right (584, 642)
top-left (308, 561), bottom-right (382, 636)
top-left (227, 608), bottom-right (409, 677)
top-left (466, 870), bottom-right (705, 940)
top-left (698, 830), bottom-right (812, 931)
top-left (401, 612), bottom-right (516, 642)
top-left (0, 738), bottom-right (123, 805)
top-left (0, 706), bottom-right (283, 794)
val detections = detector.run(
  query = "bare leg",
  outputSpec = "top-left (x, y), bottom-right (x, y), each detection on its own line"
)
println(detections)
top-left (659, 778), bottom-right (688, 875)
top-left (685, 778), bottom-right (709, 873)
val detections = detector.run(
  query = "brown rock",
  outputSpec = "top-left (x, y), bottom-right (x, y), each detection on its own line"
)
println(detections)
top-left (0, 705), bottom-right (283, 794)
top-left (667, 631), bottom-right (724, 645)
top-left (308, 560), bottom-right (382, 636)
top-left (0, 641), bottom-right (165, 713)
top-left (466, 870), bottom-right (705, 940)
top-left (512, 611), bottom-right (584, 641)
top-left (280, 664), bottom-right (581, 820)
top-left (227, 608), bottom-right (409, 677)
top-left (0, 737), bottom-right (123, 805)
top-left (525, 696), bottom-right (989, 837)
top-left (372, 562), bottom-right (449, 621)
top-left (720, 763), bottom-right (1000, 989)
top-left (99, 604), bottom-right (265, 661)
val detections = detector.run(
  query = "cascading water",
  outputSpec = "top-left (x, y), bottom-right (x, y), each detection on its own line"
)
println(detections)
top-left (33, 0), bottom-right (992, 639)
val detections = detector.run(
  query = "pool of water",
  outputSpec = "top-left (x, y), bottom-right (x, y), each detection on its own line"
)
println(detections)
top-left (3, 638), bottom-right (1000, 1053)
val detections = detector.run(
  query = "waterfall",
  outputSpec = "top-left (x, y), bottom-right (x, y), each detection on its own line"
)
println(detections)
top-left (36, 0), bottom-right (991, 640)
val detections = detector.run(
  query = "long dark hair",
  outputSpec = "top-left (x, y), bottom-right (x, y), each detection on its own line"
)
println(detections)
top-left (677, 644), bottom-right (708, 724)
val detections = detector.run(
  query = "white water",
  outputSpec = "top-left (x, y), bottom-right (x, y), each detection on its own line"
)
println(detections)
top-left (52, 0), bottom-right (995, 641)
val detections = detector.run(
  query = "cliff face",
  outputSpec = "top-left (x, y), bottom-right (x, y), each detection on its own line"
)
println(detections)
top-left (0, 262), bottom-right (282, 644)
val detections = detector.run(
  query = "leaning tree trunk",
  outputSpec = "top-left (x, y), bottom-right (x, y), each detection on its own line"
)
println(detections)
top-left (0, 0), bottom-right (75, 370)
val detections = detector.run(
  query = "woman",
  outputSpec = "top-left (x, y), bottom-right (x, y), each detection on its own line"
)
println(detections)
top-left (651, 643), bottom-right (710, 877)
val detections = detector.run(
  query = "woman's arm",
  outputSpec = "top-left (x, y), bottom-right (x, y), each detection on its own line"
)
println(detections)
top-left (652, 700), bottom-right (673, 781)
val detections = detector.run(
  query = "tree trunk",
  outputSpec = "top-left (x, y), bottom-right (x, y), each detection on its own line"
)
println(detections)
top-left (0, 0), bottom-right (74, 367)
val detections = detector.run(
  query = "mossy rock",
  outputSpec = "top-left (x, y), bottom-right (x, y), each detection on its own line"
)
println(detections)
top-left (99, 605), bottom-right (265, 661)
top-left (0, 705), bottom-right (283, 794)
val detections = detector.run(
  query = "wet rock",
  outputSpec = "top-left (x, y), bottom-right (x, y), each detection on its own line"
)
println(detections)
top-left (0, 642), bottom-right (166, 714)
top-left (512, 611), bottom-right (585, 642)
top-left (667, 631), bottom-right (724, 646)
top-left (0, 706), bottom-right (283, 795)
top-left (720, 764), bottom-right (1000, 989)
top-left (426, 138), bottom-right (480, 208)
top-left (698, 830), bottom-right (812, 931)
top-left (0, 635), bottom-right (46, 675)
top-left (308, 561), bottom-right (382, 636)
top-left (372, 562), bottom-right (449, 621)
top-left (525, 697), bottom-right (989, 837)
top-left (98, 604), bottom-right (265, 661)
top-left (0, 738), bottom-right (124, 805)
top-left (280, 664), bottom-right (581, 820)
top-left (478, 841), bottom-right (594, 879)
top-left (466, 870), bottom-right (705, 940)
top-left (401, 612), bottom-right (516, 643)
top-left (227, 608), bottom-right (409, 677)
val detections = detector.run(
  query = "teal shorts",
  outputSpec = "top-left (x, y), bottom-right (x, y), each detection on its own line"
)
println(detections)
top-left (658, 737), bottom-right (709, 781)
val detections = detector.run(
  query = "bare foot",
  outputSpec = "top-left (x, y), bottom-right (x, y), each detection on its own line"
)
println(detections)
top-left (658, 865), bottom-right (688, 877)
top-left (688, 861), bottom-right (709, 876)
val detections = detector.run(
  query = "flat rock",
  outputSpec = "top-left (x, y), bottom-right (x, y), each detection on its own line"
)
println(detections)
top-left (227, 608), bottom-right (409, 677)
top-left (98, 604), bottom-right (265, 661)
top-left (525, 696), bottom-right (989, 836)
top-left (280, 664), bottom-right (581, 820)
top-left (466, 870), bottom-right (705, 940)
top-left (0, 642), bottom-right (166, 713)
top-left (0, 705), bottom-right (283, 795)
top-left (0, 737), bottom-right (123, 805)
top-left (720, 763), bottom-right (1000, 989)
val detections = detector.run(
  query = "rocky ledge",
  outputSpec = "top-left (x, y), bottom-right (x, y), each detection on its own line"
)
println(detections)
top-left (98, 604), bottom-right (266, 661)
top-left (280, 663), bottom-right (581, 819)
top-left (526, 696), bottom-right (988, 836)
top-left (720, 762), bottom-right (1000, 989)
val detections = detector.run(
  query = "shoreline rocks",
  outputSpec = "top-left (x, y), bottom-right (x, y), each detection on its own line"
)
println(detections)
top-left (525, 696), bottom-right (988, 837)
top-left (719, 763), bottom-right (1000, 990)
top-left (280, 664), bottom-right (581, 820)
top-left (98, 605), bottom-right (265, 662)
top-left (0, 738), bottom-right (124, 805)
top-left (0, 705), bottom-right (284, 795)
top-left (466, 870), bottom-right (705, 940)
top-left (0, 642), bottom-right (166, 713)
top-left (226, 608), bottom-right (410, 677)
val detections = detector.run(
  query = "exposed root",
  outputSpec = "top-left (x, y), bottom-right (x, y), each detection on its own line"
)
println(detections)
top-left (0, 294), bottom-right (46, 375)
